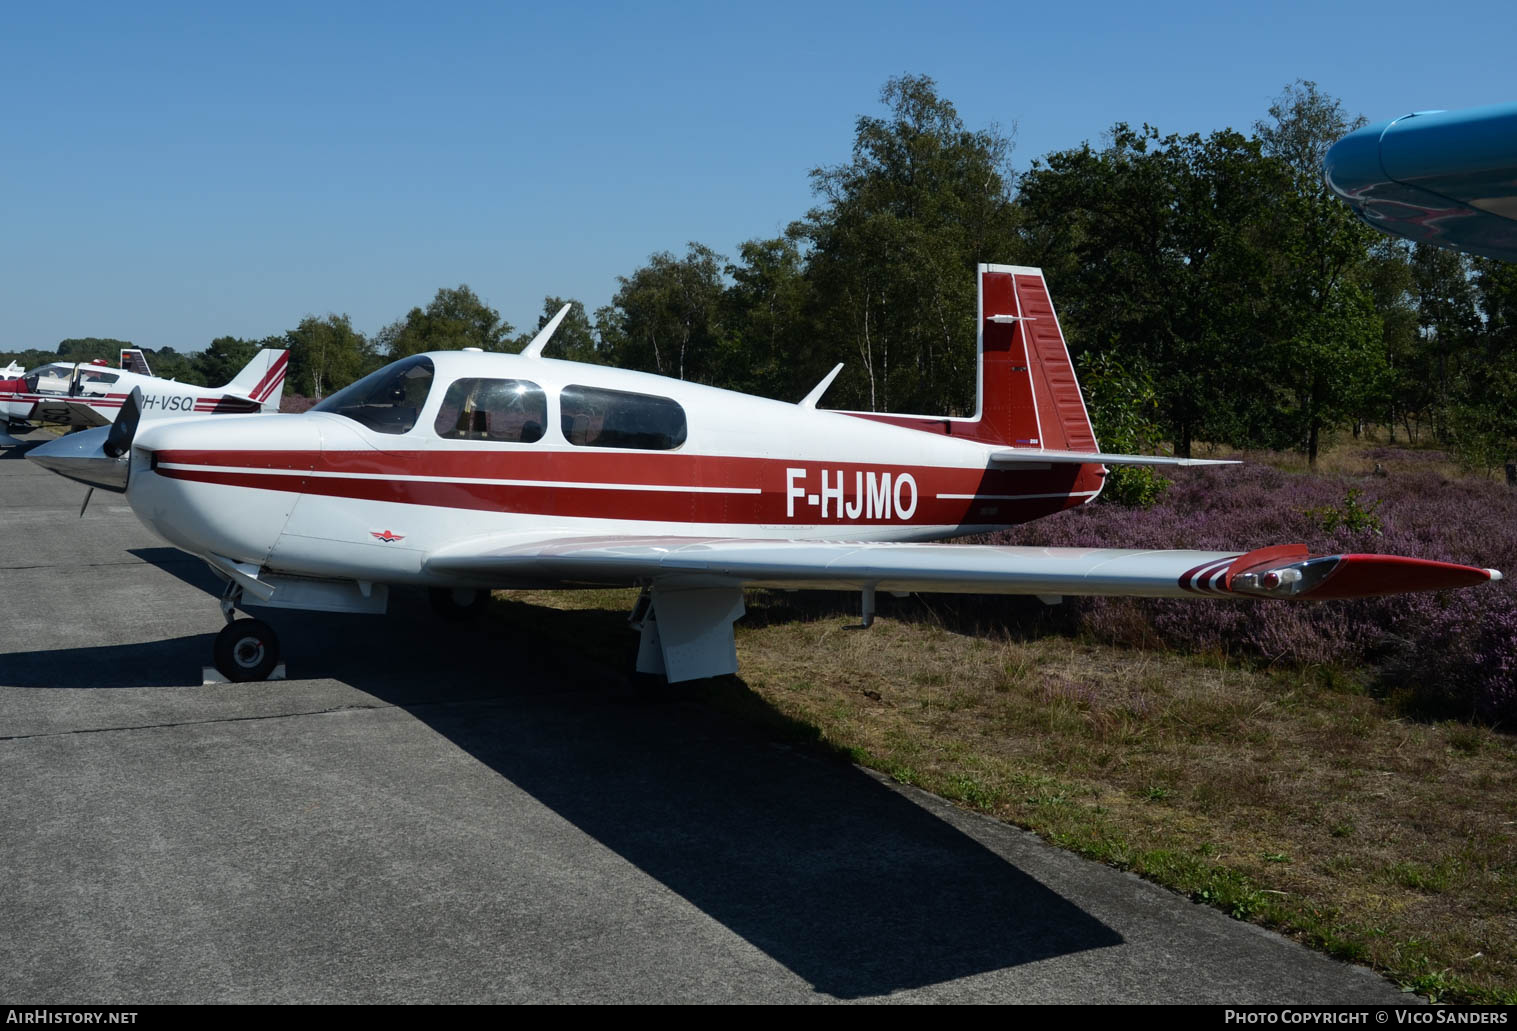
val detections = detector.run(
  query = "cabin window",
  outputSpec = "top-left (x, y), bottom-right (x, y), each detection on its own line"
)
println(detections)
top-left (313, 355), bottom-right (435, 434)
top-left (560, 385), bottom-right (687, 450)
top-left (76, 370), bottom-right (119, 394)
top-left (434, 378), bottom-right (546, 443)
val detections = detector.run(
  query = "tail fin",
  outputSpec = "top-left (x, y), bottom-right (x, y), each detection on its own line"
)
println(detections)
top-left (842, 264), bottom-right (1099, 450)
top-left (120, 349), bottom-right (153, 377)
top-left (978, 264), bottom-right (1097, 450)
top-left (224, 349), bottom-right (288, 413)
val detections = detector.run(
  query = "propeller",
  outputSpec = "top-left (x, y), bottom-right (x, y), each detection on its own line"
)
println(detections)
top-left (104, 388), bottom-right (143, 458)
top-left (25, 387), bottom-right (145, 493)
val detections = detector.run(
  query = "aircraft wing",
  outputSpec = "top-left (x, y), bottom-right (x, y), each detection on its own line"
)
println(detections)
top-left (1324, 103), bottom-right (1517, 260)
top-left (31, 400), bottom-right (111, 428)
top-left (422, 535), bottom-right (1499, 601)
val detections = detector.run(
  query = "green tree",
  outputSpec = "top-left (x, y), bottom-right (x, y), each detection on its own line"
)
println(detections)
top-left (1255, 81), bottom-right (1383, 464)
top-left (286, 315), bottom-right (369, 397)
top-left (142, 346), bottom-right (203, 385)
top-left (57, 338), bottom-right (133, 363)
top-left (1357, 239), bottom-right (1418, 441)
top-left (1017, 124), bottom-right (1289, 456)
top-left (1410, 243), bottom-right (1479, 438)
top-left (721, 234), bottom-right (815, 400)
top-left (380, 285), bottom-right (513, 357)
top-left (1076, 351), bottom-right (1168, 506)
top-left (195, 336), bottom-right (260, 386)
top-left (1446, 257), bottom-right (1517, 471)
top-left (598, 243), bottom-right (727, 382)
top-left (800, 74), bottom-right (1019, 414)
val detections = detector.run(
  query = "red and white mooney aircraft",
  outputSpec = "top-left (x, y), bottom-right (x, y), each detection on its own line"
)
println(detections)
top-left (27, 265), bottom-right (1501, 683)
top-left (1, 347), bottom-right (287, 443)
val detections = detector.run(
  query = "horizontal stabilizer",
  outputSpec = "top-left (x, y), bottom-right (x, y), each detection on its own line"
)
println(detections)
top-left (989, 448), bottom-right (1238, 468)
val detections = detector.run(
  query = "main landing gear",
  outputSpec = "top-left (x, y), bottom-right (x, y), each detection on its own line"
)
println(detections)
top-left (428, 587), bottom-right (489, 622)
top-left (213, 582), bottom-right (281, 683)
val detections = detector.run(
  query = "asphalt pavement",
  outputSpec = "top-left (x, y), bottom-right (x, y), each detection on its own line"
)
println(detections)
top-left (0, 434), bottom-right (1413, 1003)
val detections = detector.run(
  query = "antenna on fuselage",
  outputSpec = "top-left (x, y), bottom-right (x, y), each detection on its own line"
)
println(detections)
top-left (519, 304), bottom-right (572, 359)
top-left (797, 363), bottom-right (844, 409)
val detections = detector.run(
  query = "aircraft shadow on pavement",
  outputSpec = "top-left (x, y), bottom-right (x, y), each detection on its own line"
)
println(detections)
top-left (0, 441), bottom-right (42, 460)
top-left (4, 567), bottom-right (1123, 997)
top-left (128, 547), bottom-right (225, 593)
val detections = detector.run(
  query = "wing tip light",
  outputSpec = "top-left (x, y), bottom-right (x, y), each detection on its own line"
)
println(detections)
top-left (1226, 550), bottom-right (1502, 600)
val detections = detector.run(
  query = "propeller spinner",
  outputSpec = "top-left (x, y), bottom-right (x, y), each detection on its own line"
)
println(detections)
top-left (26, 387), bottom-right (143, 492)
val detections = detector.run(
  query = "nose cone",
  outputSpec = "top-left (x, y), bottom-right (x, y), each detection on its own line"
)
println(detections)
top-left (128, 413), bottom-right (321, 564)
top-left (27, 427), bottom-right (130, 491)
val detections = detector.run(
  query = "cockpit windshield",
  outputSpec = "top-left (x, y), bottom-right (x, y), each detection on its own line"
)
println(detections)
top-left (23, 364), bottom-right (74, 395)
top-left (313, 356), bottom-right (436, 434)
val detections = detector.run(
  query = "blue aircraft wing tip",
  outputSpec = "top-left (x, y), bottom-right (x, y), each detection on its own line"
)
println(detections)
top-left (1324, 101), bottom-right (1517, 260)
top-left (1322, 122), bottom-right (1393, 200)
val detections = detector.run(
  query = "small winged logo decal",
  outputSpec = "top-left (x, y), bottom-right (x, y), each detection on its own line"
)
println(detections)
top-left (370, 529), bottom-right (406, 543)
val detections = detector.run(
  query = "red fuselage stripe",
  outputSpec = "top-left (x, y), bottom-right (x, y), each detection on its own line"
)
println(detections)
top-left (152, 449), bottom-right (1105, 526)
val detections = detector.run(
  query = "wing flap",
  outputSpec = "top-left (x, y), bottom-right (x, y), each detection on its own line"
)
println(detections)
top-left (422, 535), bottom-right (1499, 600)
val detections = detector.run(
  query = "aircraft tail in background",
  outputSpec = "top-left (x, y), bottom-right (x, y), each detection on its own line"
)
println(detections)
top-left (223, 350), bottom-right (289, 413)
top-left (120, 349), bottom-right (153, 377)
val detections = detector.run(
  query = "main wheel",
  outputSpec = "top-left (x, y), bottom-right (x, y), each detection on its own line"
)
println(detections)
top-left (429, 587), bottom-right (489, 622)
top-left (214, 618), bottom-right (280, 682)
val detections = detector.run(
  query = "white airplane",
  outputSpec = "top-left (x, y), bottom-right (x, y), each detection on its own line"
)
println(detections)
top-left (0, 347), bottom-right (287, 442)
top-left (27, 265), bottom-right (1501, 683)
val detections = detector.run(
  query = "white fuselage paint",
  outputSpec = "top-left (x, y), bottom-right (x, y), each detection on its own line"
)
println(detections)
top-left (124, 351), bottom-right (1107, 588)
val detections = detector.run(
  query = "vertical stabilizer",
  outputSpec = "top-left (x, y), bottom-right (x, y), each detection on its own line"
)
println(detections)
top-left (224, 350), bottom-right (289, 413)
top-left (995, 266), bottom-right (1097, 452)
top-left (120, 349), bottom-right (153, 377)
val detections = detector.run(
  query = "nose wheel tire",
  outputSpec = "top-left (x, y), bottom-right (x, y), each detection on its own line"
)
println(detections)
top-left (214, 618), bottom-right (281, 682)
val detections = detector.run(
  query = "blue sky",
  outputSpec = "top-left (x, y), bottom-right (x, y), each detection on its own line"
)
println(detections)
top-left (2, 0), bottom-right (1512, 354)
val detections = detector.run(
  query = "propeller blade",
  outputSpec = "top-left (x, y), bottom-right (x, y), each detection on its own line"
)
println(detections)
top-left (79, 487), bottom-right (94, 518)
top-left (104, 387), bottom-right (144, 458)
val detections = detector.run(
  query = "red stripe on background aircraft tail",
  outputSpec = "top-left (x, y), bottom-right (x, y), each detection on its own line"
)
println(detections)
top-left (223, 350), bottom-right (289, 413)
top-left (842, 264), bottom-right (1099, 450)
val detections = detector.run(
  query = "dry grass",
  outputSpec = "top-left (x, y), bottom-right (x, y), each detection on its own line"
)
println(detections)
top-left (493, 586), bottom-right (1517, 1003)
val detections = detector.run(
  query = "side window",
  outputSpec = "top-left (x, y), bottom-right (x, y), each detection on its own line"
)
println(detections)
top-left (560, 385), bottom-right (687, 450)
top-left (434, 378), bottom-right (546, 443)
top-left (312, 355), bottom-right (435, 434)
top-left (77, 370), bottom-right (119, 394)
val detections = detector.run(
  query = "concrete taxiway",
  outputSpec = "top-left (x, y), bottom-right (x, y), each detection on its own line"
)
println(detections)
top-left (0, 435), bottom-right (1412, 1003)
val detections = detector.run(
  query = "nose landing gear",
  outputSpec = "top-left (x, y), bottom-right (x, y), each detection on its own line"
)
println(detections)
top-left (213, 618), bottom-right (282, 682)
top-left (211, 581), bottom-right (283, 683)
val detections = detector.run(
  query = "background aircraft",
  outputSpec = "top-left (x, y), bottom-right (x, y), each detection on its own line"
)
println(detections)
top-left (1324, 101), bottom-right (1517, 260)
top-left (27, 266), bottom-right (1501, 683)
top-left (1, 348), bottom-right (287, 442)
